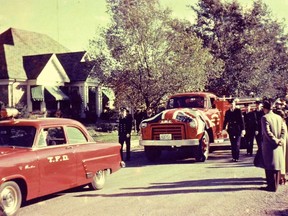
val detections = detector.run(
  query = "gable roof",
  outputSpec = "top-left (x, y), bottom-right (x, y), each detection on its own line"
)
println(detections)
top-left (0, 28), bottom-right (70, 80)
top-left (23, 54), bottom-right (53, 79)
top-left (68, 61), bottom-right (94, 82)
top-left (56, 51), bottom-right (86, 79)
top-left (0, 28), bottom-right (70, 53)
top-left (57, 52), bottom-right (97, 82)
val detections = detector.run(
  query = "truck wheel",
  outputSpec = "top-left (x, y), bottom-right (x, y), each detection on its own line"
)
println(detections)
top-left (145, 146), bottom-right (161, 161)
top-left (195, 131), bottom-right (210, 162)
top-left (89, 170), bottom-right (106, 190)
top-left (0, 181), bottom-right (22, 216)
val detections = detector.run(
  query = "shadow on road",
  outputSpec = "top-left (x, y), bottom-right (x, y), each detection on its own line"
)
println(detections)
top-left (272, 209), bottom-right (288, 216)
top-left (126, 148), bottom-right (256, 169)
top-left (74, 177), bottom-right (266, 198)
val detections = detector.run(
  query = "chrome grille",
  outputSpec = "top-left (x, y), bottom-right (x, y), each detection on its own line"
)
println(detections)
top-left (152, 124), bottom-right (184, 140)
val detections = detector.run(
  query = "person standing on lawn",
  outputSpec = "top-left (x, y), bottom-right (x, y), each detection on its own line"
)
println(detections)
top-left (118, 107), bottom-right (133, 161)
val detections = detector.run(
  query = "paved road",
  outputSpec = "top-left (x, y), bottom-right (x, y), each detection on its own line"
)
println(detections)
top-left (18, 145), bottom-right (288, 216)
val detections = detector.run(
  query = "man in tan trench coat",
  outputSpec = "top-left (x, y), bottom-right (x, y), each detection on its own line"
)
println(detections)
top-left (261, 100), bottom-right (287, 192)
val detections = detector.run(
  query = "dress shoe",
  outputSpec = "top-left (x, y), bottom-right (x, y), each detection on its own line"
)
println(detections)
top-left (280, 177), bottom-right (286, 185)
top-left (259, 186), bottom-right (275, 192)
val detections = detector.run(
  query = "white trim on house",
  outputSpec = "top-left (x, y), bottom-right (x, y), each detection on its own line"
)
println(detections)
top-left (37, 54), bottom-right (70, 85)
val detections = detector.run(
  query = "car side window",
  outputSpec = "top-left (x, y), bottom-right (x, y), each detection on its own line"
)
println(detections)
top-left (66, 127), bottom-right (87, 144)
top-left (210, 98), bottom-right (216, 109)
top-left (37, 127), bottom-right (66, 147)
top-left (37, 130), bottom-right (47, 148)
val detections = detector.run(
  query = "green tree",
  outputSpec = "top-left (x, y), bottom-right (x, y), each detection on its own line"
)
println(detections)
top-left (192, 0), bottom-right (288, 98)
top-left (89, 0), bottom-right (223, 111)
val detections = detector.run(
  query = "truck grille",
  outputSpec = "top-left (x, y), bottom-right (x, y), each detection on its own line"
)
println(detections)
top-left (152, 124), bottom-right (185, 140)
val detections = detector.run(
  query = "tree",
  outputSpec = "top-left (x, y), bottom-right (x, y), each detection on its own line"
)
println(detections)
top-left (89, 0), bottom-right (223, 111)
top-left (192, 0), bottom-right (288, 98)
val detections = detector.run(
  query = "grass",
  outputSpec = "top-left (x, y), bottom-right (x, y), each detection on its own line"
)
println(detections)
top-left (87, 128), bottom-right (140, 143)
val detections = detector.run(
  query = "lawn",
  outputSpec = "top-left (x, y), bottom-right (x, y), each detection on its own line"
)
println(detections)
top-left (87, 127), bottom-right (139, 143)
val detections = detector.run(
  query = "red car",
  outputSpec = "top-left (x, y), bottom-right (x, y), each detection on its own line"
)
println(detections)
top-left (0, 114), bottom-right (123, 216)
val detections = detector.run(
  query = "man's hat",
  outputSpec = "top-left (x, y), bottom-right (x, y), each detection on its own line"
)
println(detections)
top-left (263, 100), bottom-right (271, 110)
top-left (226, 98), bottom-right (235, 104)
top-left (120, 107), bottom-right (128, 111)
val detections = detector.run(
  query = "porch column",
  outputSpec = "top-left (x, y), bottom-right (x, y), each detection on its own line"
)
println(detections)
top-left (26, 85), bottom-right (33, 112)
top-left (8, 82), bottom-right (12, 107)
top-left (96, 86), bottom-right (102, 117)
top-left (79, 85), bottom-right (86, 118)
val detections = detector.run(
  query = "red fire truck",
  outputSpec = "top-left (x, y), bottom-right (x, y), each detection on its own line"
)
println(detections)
top-left (139, 92), bottom-right (256, 162)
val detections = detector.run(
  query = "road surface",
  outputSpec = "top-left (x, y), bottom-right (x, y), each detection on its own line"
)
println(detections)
top-left (18, 145), bottom-right (288, 216)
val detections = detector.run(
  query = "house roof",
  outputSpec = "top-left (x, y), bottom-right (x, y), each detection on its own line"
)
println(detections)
top-left (56, 51), bottom-right (86, 80)
top-left (0, 28), bottom-right (98, 84)
top-left (69, 61), bottom-right (95, 82)
top-left (0, 28), bottom-right (70, 80)
top-left (23, 54), bottom-right (53, 79)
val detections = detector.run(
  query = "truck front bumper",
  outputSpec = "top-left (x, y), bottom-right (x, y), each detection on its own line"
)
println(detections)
top-left (139, 139), bottom-right (199, 147)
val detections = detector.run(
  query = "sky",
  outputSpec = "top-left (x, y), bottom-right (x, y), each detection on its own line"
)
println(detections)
top-left (0, 0), bottom-right (287, 51)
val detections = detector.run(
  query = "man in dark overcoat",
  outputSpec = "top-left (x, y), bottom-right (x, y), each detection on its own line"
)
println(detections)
top-left (223, 99), bottom-right (246, 162)
top-left (254, 100), bottom-right (264, 149)
top-left (118, 107), bottom-right (133, 161)
top-left (243, 104), bottom-right (258, 156)
top-left (261, 100), bottom-right (286, 192)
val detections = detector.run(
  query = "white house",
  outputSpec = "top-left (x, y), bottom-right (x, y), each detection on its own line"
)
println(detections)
top-left (0, 28), bottom-right (111, 120)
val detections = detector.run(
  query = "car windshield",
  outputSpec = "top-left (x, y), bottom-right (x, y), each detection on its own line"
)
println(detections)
top-left (0, 126), bottom-right (36, 148)
top-left (167, 96), bottom-right (205, 109)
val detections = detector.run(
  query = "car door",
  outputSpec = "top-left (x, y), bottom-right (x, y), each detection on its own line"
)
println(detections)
top-left (36, 127), bottom-right (77, 196)
top-left (65, 126), bottom-right (92, 185)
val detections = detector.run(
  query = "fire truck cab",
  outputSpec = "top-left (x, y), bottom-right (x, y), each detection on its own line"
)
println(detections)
top-left (139, 92), bottom-right (232, 162)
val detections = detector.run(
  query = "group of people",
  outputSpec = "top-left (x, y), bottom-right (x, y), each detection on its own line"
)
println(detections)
top-left (223, 98), bottom-right (288, 192)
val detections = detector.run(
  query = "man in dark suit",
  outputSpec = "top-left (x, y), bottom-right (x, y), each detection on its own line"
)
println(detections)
top-left (261, 100), bottom-right (286, 192)
top-left (254, 100), bottom-right (264, 149)
top-left (223, 99), bottom-right (246, 162)
top-left (243, 103), bottom-right (258, 156)
top-left (118, 107), bottom-right (133, 161)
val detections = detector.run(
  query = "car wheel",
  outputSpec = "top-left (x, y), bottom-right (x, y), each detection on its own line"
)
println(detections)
top-left (89, 170), bottom-right (106, 190)
top-left (195, 130), bottom-right (210, 162)
top-left (145, 146), bottom-right (161, 161)
top-left (0, 181), bottom-right (22, 216)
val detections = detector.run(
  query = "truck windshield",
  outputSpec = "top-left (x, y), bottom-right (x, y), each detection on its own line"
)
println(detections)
top-left (167, 96), bottom-right (205, 109)
top-left (0, 126), bottom-right (36, 148)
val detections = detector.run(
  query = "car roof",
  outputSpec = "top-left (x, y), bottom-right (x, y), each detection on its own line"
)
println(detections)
top-left (0, 118), bottom-right (85, 128)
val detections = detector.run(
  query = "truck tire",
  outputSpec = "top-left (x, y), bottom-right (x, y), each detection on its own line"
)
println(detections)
top-left (195, 130), bottom-right (210, 162)
top-left (145, 146), bottom-right (161, 161)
